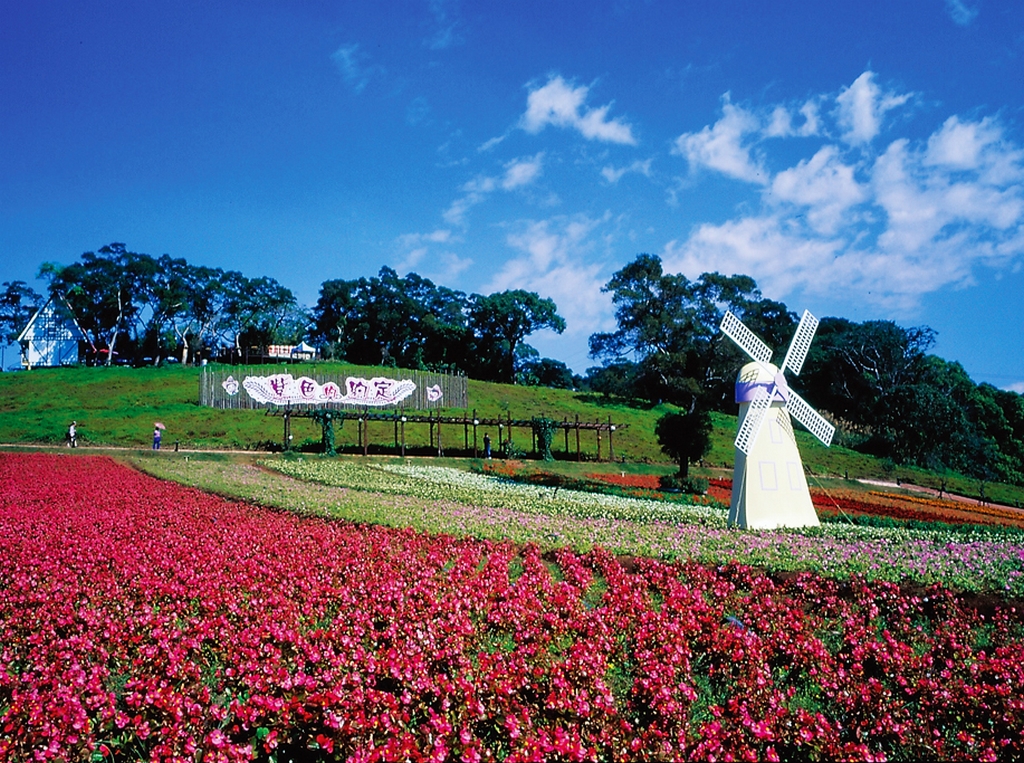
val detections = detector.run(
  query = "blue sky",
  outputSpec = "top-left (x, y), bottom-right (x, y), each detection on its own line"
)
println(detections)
top-left (2, 0), bottom-right (1023, 390)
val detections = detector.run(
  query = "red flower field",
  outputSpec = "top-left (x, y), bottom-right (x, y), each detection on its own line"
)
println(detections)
top-left (2, 452), bottom-right (1024, 761)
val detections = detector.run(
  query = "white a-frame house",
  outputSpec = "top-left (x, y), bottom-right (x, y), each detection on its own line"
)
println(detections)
top-left (17, 295), bottom-right (90, 369)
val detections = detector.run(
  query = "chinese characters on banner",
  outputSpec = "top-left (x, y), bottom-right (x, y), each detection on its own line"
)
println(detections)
top-left (226, 373), bottom-right (424, 407)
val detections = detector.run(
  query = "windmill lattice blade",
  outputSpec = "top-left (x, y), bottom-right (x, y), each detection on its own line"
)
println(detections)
top-left (784, 388), bottom-right (835, 447)
top-left (720, 311), bottom-right (773, 364)
top-left (780, 310), bottom-right (818, 376)
top-left (735, 388), bottom-right (772, 455)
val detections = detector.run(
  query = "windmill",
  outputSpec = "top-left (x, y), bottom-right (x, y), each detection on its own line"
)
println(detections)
top-left (719, 310), bottom-right (835, 529)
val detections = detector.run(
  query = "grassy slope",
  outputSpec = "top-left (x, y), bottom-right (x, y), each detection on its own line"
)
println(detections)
top-left (1, 361), bottom-right (1022, 505)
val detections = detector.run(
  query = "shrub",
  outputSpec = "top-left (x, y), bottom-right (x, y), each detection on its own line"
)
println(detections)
top-left (658, 474), bottom-right (709, 495)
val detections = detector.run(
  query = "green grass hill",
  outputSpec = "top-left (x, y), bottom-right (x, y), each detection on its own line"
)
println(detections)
top-left (2, 362), bottom-right (1022, 505)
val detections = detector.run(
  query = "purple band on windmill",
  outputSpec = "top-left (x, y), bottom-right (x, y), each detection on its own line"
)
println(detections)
top-left (735, 380), bottom-right (786, 404)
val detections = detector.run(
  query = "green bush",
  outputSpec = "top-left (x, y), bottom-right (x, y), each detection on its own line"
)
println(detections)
top-left (658, 474), bottom-right (709, 495)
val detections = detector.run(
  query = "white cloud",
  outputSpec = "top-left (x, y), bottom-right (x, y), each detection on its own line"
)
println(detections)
top-left (502, 153), bottom-right (544, 190)
top-left (663, 102), bottom-right (1024, 315)
top-left (331, 43), bottom-right (380, 93)
top-left (764, 101), bottom-right (821, 138)
top-left (486, 215), bottom-right (615, 339)
top-left (835, 71), bottom-right (912, 146)
top-left (925, 116), bottom-right (1024, 187)
top-left (673, 97), bottom-right (766, 184)
top-left (925, 115), bottom-right (993, 169)
top-left (873, 135), bottom-right (1024, 257)
top-left (425, 0), bottom-right (465, 49)
top-left (394, 229), bottom-right (471, 280)
top-left (521, 76), bottom-right (637, 145)
top-left (1006, 382), bottom-right (1024, 395)
top-left (601, 159), bottom-right (652, 184)
top-left (770, 146), bottom-right (868, 234)
top-left (663, 213), bottom-right (968, 314)
top-left (406, 96), bottom-right (430, 126)
top-left (443, 154), bottom-right (544, 225)
top-left (442, 196), bottom-right (477, 226)
top-left (478, 135), bottom-right (506, 152)
top-left (397, 229), bottom-right (453, 248)
top-left (663, 215), bottom-right (842, 298)
top-left (431, 251), bottom-right (474, 280)
top-left (945, 0), bottom-right (979, 26)
top-left (419, 69), bottom-right (1024, 359)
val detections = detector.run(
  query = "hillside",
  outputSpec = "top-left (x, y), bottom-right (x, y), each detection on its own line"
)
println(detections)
top-left (2, 361), bottom-right (1022, 506)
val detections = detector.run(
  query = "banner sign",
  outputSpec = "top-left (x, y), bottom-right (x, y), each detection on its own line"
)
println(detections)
top-left (228, 373), bottom-right (420, 407)
top-left (202, 367), bottom-right (465, 410)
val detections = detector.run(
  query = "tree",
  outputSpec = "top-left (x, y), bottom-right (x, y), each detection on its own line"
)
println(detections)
top-left (520, 357), bottom-right (576, 389)
top-left (164, 264), bottom-right (233, 365)
top-left (39, 244), bottom-right (157, 365)
top-left (976, 384), bottom-right (1024, 485)
top-left (582, 362), bottom-right (644, 401)
top-left (134, 254), bottom-right (190, 365)
top-left (798, 321), bottom-right (1024, 481)
top-left (402, 273), bottom-right (473, 372)
top-left (221, 274), bottom-right (301, 359)
top-left (655, 407), bottom-right (713, 478)
top-left (0, 281), bottom-right (42, 343)
top-left (468, 290), bottom-right (566, 384)
top-left (800, 318), bottom-right (936, 429)
top-left (312, 268), bottom-right (471, 370)
top-left (588, 253), bottom-right (792, 408)
top-left (311, 278), bottom-right (357, 359)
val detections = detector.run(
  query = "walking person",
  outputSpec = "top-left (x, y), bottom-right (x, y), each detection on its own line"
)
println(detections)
top-left (483, 432), bottom-right (491, 459)
top-left (67, 421), bottom-right (77, 448)
top-left (153, 422), bottom-right (164, 450)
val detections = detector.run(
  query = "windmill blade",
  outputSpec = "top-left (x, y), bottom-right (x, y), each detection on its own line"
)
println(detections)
top-left (720, 311), bottom-right (773, 365)
top-left (779, 310), bottom-right (818, 376)
top-left (784, 388), bottom-right (836, 447)
top-left (734, 388), bottom-right (772, 455)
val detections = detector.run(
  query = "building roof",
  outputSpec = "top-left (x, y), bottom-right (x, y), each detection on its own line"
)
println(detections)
top-left (17, 295), bottom-right (90, 344)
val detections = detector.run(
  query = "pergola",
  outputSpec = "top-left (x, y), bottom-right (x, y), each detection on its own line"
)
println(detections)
top-left (265, 407), bottom-right (625, 461)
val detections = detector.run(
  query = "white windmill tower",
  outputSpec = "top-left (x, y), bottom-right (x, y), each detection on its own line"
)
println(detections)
top-left (719, 310), bottom-right (835, 529)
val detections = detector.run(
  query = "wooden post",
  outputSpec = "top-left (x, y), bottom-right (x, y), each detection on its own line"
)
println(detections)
top-left (596, 420), bottom-right (602, 461)
top-left (575, 414), bottom-right (581, 462)
top-left (472, 410), bottom-right (479, 458)
top-left (608, 416), bottom-right (615, 461)
top-left (437, 417), bottom-right (443, 457)
top-left (563, 417), bottom-right (569, 457)
top-left (401, 416), bottom-right (406, 457)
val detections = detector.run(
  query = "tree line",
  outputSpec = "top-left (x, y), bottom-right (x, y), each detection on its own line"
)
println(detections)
top-left (588, 253), bottom-right (1024, 488)
top-left (0, 243), bottom-right (568, 385)
top-left (3, 244), bottom-right (305, 367)
top-left (2, 244), bottom-right (1021, 485)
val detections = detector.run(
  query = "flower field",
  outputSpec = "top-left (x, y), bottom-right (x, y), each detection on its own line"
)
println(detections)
top-left (582, 471), bottom-right (1024, 530)
top-left (263, 459), bottom-right (1024, 596)
top-left (3, 453), bottom-right (1024, 761)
